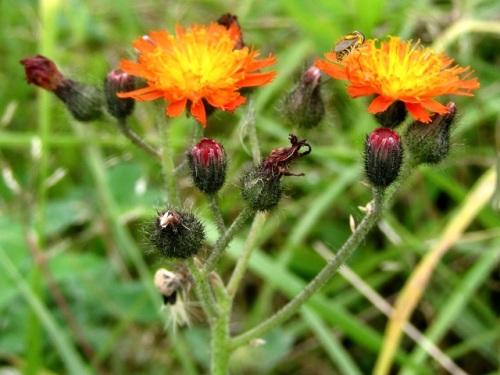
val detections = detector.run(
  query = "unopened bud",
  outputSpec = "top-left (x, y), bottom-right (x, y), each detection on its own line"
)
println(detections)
top-left (149, 209), bottom-right (205, 259)
top-left (240, 167), bottom-right (282, 212)
top-left (374, 100), bottom-right (407, 128)
top-left (404, 102), bottom-right (457, 165)
top-left (364, 128), bottom-right (403, 188)
top-left (283, 66), bottom-right (325, 129)
top-left (240, 134), bottom-right (311, 211)
top-left (20, 55), bottom-right (65, 91)
top-left (187, 138), bottom-right (227, 194)
top-left (104, 69), bottom-right (135, 119)
top-left (20, 55), bottom-right (104, 122)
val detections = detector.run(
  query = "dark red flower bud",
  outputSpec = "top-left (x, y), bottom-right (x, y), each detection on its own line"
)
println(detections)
top-left (364, 128), bottom-right (403, 188)
top-left (20, 55), bottom-right (66, 91)
top-left (104, 69), bottom-right (135, 119)
top-left (283, 66), bottom-right (325, 129)
top-left (21, 55), bottom-right (103, 122)
top-left (404, 102), bottom-right (457, 165)
top-left (188, 138), bottom-right (227, 194)
top-left (149, 209), bottom-right (205, 259)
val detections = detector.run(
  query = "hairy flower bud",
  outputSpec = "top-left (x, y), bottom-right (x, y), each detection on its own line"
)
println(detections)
top-left (374, 100), bottom-right (407, 128)
top-left (404, 102), bottom-right (457, 165)
top-left (149, 210), bottom-right (205, 259)
top-left (364, 128), bottom-right (403, 188)
top-left (187, 138), bottom-right (227, 194)
top-left (104, 69), bottom-right (135, 119)
top-left (283, 66), bottom-right (325, 129)
top-left (240, 134), bottom-right (311, 211)
top-left (20, 55), bottom-right (104, 122)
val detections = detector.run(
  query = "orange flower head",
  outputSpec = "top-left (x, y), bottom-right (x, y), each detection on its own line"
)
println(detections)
top-left (315, 36), bottom-right (480, 123)
top-left (117, 22), bottom-right (277, 127)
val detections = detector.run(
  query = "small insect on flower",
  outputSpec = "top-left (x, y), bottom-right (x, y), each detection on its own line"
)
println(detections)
top-left (334, 31), bottom-right (365, 62)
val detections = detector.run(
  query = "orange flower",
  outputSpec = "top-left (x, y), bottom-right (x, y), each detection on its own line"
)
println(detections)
top-left (117, 22), bottom-right (277, 127)
top-left (315, 36), bottom-right (480, 123)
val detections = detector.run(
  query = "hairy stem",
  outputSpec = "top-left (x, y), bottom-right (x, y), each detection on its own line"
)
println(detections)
top-left (208, 193), bottom-right (226, 235)
top-left (226, 212), bottom-right (267, 297)
top-left (204, 206), bottom-right (255, 272)
top-left (209, 273), bottom-right (231, 375)
top-left (230, 190), bottom-right (385, 349)
top-left (186, 258), bottom-right (219, 319)
top-left (117, 118), bottom-right (161, 161)
top-left (157, 116), bottom-right (181, 206)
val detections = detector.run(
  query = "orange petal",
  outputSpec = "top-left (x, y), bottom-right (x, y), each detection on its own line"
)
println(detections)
top-left (366, 95), bottom-right (394, 114)
top-left (315, 58), bottom-right (347, 80)
top-left (238, 71), bottom-right (277, 87)
top-left (167, 99), bottom-right (187, 117)
top-left (420, 99), bottom-right (448, 114)
top-left (117, 86), bottom-right (164, 100)
top-left (347, 85), bottom-right (378, 98)
top-left (405, 102), bottom-right (432, 123)
top-left (190, 100), bottom-right (207, 127)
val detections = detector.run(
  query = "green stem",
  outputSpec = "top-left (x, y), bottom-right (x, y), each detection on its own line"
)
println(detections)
top-left (186, 258), bottom-right (219, 319)
top-left (240, 98), bottom-right (260, 165)
top-left (230, 195), bottom-right (385, 349)
top-left (226, 212), bottom-right (267, 297)
top-left (117, 118), bottom-right (161, 161)
top-left (157, 116), bottom-right (180, 206)
top-left (26, 1), bottom-right (57, 373)
top-left (208, 194), bottom-right (226, 235)
top-left (204, 206), bottom-right (255, 272)
top-left (209, 273), bottom-right (231, 375)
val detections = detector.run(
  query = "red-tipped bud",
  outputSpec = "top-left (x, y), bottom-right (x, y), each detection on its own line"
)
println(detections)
top-left (364, 128), bottom-right (403, 188)
top-left (404, 102), bottom-right (457, 165)
top-left (20, 55), bottom-right (66, 91)
top-left (187, 138), bottom-right (227, 194)
top-left (283, 66), bottom-right (325, 129)
top-left (20, 55), bottom-right (103, 122)
top-left (104, 69), bottom-right (135, 119)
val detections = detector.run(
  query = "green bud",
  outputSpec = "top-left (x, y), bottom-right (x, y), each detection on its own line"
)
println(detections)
top-left (104, 69), bottom-right (135, 120)
top-left (404, 102), bottom-right (457, 165)
top-left (240, 134), bottom-right (311, 211)
top-left (149, 210), bottom-right (205, 259)
top-left (283, 66), bottom-right (325, 129)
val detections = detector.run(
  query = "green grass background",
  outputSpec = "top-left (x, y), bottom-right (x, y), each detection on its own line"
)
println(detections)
top-left (1, 0), bottom-right (499, 374)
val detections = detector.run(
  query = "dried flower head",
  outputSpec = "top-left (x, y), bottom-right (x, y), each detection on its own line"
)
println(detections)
top-left (240, 134), bottom-right (311, 211)
top-left (117, 21), bottom-right (277, 127)
top-left (262, 134), bottom-right (312, 177)
top-left (316, 36), bottom-right (480, 123)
